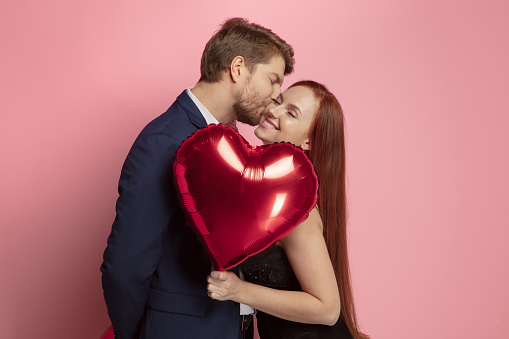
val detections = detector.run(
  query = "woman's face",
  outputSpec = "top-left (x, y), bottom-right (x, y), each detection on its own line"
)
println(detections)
top-left (254, 85), bottom-right (319, 150)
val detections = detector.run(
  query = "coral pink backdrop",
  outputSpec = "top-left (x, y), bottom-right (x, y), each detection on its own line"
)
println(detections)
top-left (1, 1), bottom-right (508, 338)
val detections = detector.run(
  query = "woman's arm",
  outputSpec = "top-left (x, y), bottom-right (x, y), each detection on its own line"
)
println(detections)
top-left (207, 208), bottom-right (340, 325)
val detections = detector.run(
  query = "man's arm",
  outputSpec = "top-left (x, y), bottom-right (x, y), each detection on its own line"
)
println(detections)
top-left (101, 133), bottom-right (180, 339)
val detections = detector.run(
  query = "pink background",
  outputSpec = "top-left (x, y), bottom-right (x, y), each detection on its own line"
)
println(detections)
top-left (1, 1), bottom-right (508, 338)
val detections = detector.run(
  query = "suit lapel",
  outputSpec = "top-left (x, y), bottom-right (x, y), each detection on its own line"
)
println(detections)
top-left (175, 90), bottom-right (239, 276)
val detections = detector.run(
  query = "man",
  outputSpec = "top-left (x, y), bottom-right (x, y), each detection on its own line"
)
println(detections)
top-left (101, 18), bottom-right (294, 339)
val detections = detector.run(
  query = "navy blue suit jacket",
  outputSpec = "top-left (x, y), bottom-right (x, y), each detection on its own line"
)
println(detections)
top-left (101, 90), bottom-right (240, 339)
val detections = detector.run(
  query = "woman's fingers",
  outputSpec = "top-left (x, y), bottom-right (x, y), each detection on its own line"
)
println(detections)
top-left (207, 271), bottom-right (234, 301)
top-left (210, 270), bottom-right (227, 280)
top-left (207, 283), bottom-right (225, 300)
top-left (207, 290), bottom-right (221, 300)
top-left (207, 273), bottom-right (225, 287)
top-left (207, 275), bottom-right (223, 299)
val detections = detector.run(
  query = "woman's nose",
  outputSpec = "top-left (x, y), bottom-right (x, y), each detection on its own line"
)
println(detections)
top-left (267, 105), bottom-right (279, 118)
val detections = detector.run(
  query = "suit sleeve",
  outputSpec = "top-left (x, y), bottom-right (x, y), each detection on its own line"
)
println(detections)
top-left (101, 133), bottom-right (180, 339)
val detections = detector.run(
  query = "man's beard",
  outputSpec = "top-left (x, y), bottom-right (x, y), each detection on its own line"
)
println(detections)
top-left (233, 80), bottom-right (269, 126)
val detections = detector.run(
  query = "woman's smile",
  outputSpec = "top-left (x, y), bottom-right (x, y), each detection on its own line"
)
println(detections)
top-left (260, 118), bottom-right (279, 130)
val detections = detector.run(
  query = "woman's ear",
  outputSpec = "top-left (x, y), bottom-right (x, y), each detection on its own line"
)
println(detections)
top-left (229, 56), bottom-right (245, 83)
top-left (301, 138), bottom-right (311, 151)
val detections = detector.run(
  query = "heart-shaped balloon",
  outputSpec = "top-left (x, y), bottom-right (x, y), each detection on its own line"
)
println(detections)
top-left (173, 124), bottom-right (318, 270)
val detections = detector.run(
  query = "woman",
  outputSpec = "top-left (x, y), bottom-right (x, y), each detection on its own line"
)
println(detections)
top-left (207, 81), bottom-right (368, 339)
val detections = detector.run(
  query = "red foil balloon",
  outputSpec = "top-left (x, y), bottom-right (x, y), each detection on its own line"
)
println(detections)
top-left (99, 326), bottom-right (114, 339)
top-left (173, 124), bottom-right (318, 271)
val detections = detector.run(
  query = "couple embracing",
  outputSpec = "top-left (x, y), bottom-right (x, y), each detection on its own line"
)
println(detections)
top-left (101, 17), bottom-right (368, 339)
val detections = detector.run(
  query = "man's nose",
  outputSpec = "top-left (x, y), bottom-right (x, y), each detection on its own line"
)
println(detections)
top-left (271, 85), bottom-right (282, 101)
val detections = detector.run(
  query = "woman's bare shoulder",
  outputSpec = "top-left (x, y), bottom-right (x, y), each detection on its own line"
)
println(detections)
top-left (280, 207), bottom-right (323, 248)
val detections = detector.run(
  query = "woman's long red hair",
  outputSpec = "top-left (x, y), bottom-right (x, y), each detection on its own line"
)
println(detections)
top-left (290, 81), bottom-right (368, 339)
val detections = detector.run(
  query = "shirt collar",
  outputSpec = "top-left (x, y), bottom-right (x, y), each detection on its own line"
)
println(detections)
top-left (186, 88), bottom-right (218, 125)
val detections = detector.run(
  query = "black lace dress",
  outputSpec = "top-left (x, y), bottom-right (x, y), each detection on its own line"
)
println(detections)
top-left (240, 245), bottom-right (353, 339)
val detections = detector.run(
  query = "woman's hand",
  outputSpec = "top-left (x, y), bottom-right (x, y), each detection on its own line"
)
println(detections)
top-left (207, 270), bottom-right (243, 301)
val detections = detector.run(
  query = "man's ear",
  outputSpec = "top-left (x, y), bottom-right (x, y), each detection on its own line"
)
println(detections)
top-left (229, 56), bottom-right (245, 83)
